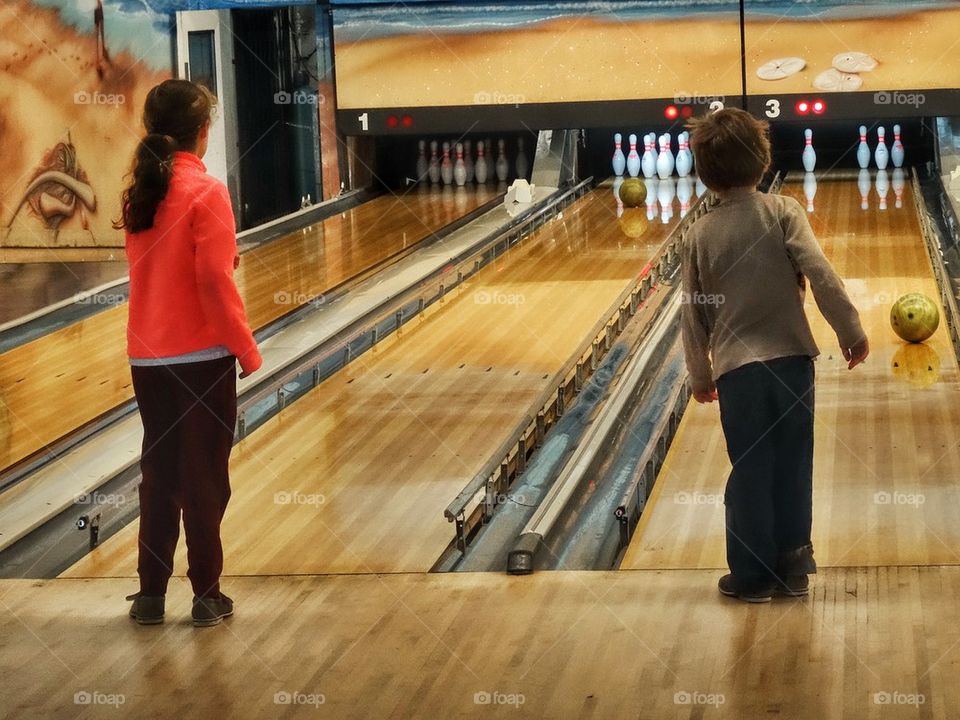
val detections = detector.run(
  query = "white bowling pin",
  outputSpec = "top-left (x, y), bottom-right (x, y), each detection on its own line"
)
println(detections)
top-left (802, 129), bottom-right (816, 173)
top-left (892, 167), bottom-right (905, 209)
top-left (676, 176), bottom-right (693, 218)
top-left (416, 140), bottom-right (429, 182)
top-left (495, 139), bottom-right (509, 182)
top-left (612, 133), bottom-right (626, 177)
top-left (658, 177), bottom-right (675, 224)
top-left (856, 125), bottom-right (870, 169)
top-left (641, 133), bottom-right (657, 179)
top-left (440, 141), bottom-right (454, 185)
top-left (803, 171), bottom-right (817, 213)
top-left (516, 137), bottom-right (529, 179)
top-left (453, 142), bottom-right (467, 186)
top-left (874, 127), bottom-right (889, 170)
top-left (464, 140), bottom-right (475, 183)
top-left (875, 168), bottom-right (889, 210)
top-left (612, 176), bottom-right (625, 218)
top-left (675, 132), bottom-right (693, 177)
top-left (645, 177), bottom-right (659, 221)
top-left (428, 140), bottom-right (440, 184)
top-left (891, 124), bottom-right (905, 168)
top-left (656, 133), bottom-right (675, 179)
top-left (858, 168), bottom-right (871, 210)
top-left (475, 141), bottom-right (489, 184)
top-left (626, 134), bottom-right (642, 178)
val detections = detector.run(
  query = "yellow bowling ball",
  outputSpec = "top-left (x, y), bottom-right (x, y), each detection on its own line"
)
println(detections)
top-left (891, 342), bottom-right (941, 388)
top-left (618, 208), bottom-right (649, 239)
top-left (619, 178), bottom-right (647, 208)
top-left (890, 293), bottom-right (939, 343)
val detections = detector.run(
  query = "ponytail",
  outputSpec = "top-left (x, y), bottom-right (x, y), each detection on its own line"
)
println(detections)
top-left (115, 134), bottom-right (177, 233)
top-left (114, 79), bottom-right (216, 233)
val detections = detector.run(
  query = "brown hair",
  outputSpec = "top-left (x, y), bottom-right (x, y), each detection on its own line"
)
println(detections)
top-left (115, 79), bottom-right (216, 233)
top-left (686, 108), bottom-right (770, 192)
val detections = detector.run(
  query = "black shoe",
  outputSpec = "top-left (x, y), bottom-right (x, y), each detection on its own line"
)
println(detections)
top-left (775, 574), bottom-right (809, 597)
top-left (718, 574), bottom-right (774, 603)
top-left (192, 593), bottom-right (234, 627)
top-left (126, 592), bottom-right (165, 625)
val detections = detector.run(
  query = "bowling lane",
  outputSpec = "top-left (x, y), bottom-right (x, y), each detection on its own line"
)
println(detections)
top-left (62, 182), bottom-right (684, 577)
top-left (0, 186), bottom-right (497, 476)
top-left (622, 176), bottom-right (960, 571)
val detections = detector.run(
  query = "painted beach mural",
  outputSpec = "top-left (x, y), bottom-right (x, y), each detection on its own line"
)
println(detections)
top-left (746, 1), bottom-right (960, 95)
top-left (332, 1), bottom-right (744, 110)
top-left (0, 0), bottom-right (173, 248)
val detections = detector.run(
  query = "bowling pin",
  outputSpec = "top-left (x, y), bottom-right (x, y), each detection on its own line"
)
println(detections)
top-left (612, 176), bottom-right (625, 218)
top-left (874, 126), bottom-right (889, 170)
top-left (641, 133), bottom-right (657, 179)
top-left (892, 167), bottom-right (905, 209)
top-left (516, 137), bottom-right (529, 179)
top-left (656, 133), bottom-right (675, 179)
top-left (453, 142), bottom-right (467, 186)
top-left (464, 140), bottom-right (475, 183)
top-left (441, 141), bottom-right (454, 185)
top-left (856, 125), bottom-right (870, 170)
top-left (428, 140), bottom-right (440, 184)
top-left (658, 177), bottom-right (675, 224)
top-left (416, 140), bottom-right (429, 182)
top-left (857, 168), bottom-right (871, 210)
top-left (803, 171), bottom-right (817, 213)
top-left (675, 132), bottom-right (693, 177)
top-left (475, 141), bottom-right (489, 184)
top-left (891, 124), bottom-right (905, 168)
top-left (676, 176), bottom-right (693, 218)
top-left (626, 134), bottom-right (642, 178)
top-left (495, 139), bottom-right (509, 182)
top-left (802, 129), bottom-right (816, 173)
top-left (875, 168), bottom-right (889, 210)
top-left (612, 133), bottom-right (626, 177)
top-left (645, 177), bottom-right (659, 221)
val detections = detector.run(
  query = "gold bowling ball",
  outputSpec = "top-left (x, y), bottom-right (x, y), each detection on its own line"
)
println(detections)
top-left (890, 293), bottom-right (939, 343)
top-left (891, 342), bottom-right (941, 388)
top-left (618, 208), bottom-right (649, 239)
top-left (619, 178), bottom-right (647, 208)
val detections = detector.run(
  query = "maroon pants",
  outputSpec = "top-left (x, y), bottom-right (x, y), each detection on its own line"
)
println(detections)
top-left (131, 356), bottom-right (237, 598)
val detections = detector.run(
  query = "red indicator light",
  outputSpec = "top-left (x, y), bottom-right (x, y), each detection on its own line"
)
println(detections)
top-left (681, 105), bottom-right (694, 118)
top-left (812, 100), bottom-right (826, 114)
top-left (796, 101), bottom-right (810, 114)
top-left (402, 114), bottom-right (414, 128)
top-left (665, 105), bottom-right (679, 120)
top-left (386, 115), bottom-right (399, 128)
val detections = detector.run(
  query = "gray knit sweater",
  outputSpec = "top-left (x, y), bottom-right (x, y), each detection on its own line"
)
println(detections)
top-left (680, 188), bottom-right (866, 392)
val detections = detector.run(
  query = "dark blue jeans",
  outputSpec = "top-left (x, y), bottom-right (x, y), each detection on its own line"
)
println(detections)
top-left (716, 355), bottom-right (817, 588)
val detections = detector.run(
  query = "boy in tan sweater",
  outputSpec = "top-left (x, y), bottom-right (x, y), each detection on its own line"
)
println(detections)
top-left (681, 109), bottom-right (869, 602)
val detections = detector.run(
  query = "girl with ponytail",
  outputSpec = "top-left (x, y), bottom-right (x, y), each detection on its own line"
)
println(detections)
top-left (119, 79), bottom-right (261, 628)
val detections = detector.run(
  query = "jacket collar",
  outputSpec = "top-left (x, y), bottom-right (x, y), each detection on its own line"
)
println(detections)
top-left (173, 151), bottom-right (206, 172)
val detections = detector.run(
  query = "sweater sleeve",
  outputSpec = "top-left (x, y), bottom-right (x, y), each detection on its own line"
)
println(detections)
top-left (680, 231), bottom-right (715, 392)
top-left (192, 182), bottom-right (262, 375)
top-left (781, 198), bottom-right (866, 350)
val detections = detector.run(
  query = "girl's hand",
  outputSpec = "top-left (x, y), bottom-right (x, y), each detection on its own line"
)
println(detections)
top-left (843, 337), bottom-right (869, 369)
top-left (693, 387), bottom-right (718, 403)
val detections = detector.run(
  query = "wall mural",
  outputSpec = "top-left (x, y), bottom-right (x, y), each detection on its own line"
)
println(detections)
top-left (0, 0), bottom-right (174, 248)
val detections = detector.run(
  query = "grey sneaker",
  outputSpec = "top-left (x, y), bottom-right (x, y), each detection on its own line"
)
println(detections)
top-left (775, 574), bottom-right (809, 597)
top-left (192, 593), bottom-right (234, 627)
top-left (126, 592), bottom-right (165, 625)
top-left (718, 574), bottom-right (774, 603)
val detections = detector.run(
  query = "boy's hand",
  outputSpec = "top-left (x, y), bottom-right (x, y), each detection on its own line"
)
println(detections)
top-left (693, 386), bottom-right (719, 403)
top-left (843, 337), bottom-right (869, 369)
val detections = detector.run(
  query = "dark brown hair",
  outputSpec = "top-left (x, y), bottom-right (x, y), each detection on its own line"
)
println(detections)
top-left (115, 79), bottom-right (216, 233)
top-left (686, 108), bottom-right (771, 192)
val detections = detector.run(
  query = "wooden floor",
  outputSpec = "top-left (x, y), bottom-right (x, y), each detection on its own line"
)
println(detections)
top-left (623, 177), bottom-right (960, 570)
top-left (63, 188), bottom-right (676, 577)
top-left (5, 567), bottom-right (960, 718)
top-left (0, 187), bottom-right (496, 475)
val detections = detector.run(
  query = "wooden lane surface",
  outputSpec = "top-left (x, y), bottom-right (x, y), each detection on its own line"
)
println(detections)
top-left (62, 189), bottom-right (677, 577)
top-left (622, 178), bottom-right (960, 570)
top-left (0, 187), bottom-right (497, 475)
top-left (7, 567), bottom-right (960, 718)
